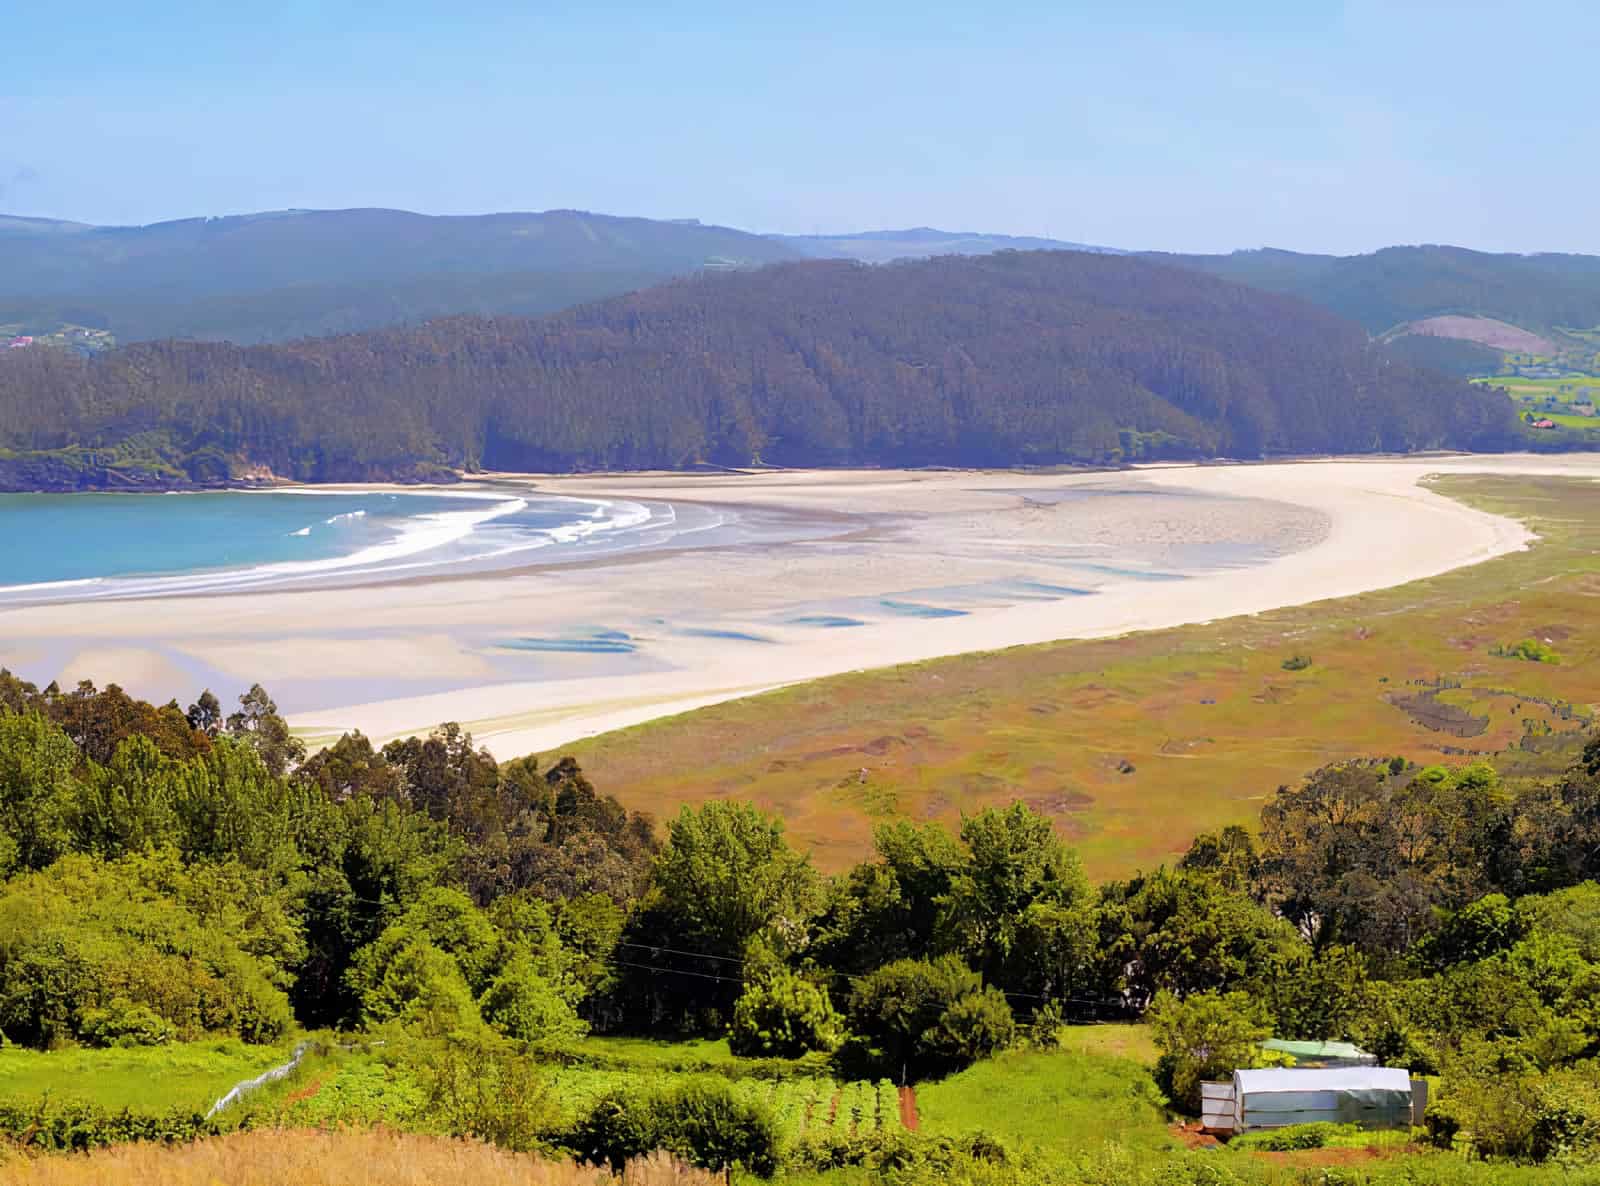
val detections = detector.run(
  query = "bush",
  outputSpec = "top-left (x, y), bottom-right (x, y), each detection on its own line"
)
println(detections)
top-left (1530, 1069), bottom-right (1600, 1163)
top-left (412, 1032), bottom-right (560, 1152)
top-left (568, 1077), bottom-right (779, 1177)
top-left (1281, 654), bottom-right (1313, 672)
top-left (0, 855), bottom-right (293, 1047)
top-left (845, 956), bottom-right (1015, 1081)
top-left (729, 967), bottom-right (843, 1058)
top-left (0, 1099), bottom-right (213, 1151)
top-left (920, 987), bottom-right (1016, 1070)
top-left (77, 998), bottom-right (177, 1048)
top-left (1492, 638), bottom-right (1560, 663)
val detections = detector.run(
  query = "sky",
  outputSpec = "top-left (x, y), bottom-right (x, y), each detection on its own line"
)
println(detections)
top-left (2, 0), bottom-right (1596, 255)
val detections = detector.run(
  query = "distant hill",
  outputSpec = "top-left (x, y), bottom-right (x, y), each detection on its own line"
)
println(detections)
top-left (1149, 245), bottom-right (1600, 340)
top-left (0, 208), bottom-right (800, 345)
top-left (0, 251), bottom-right (1516, 490)
top-left (771, 227), bottom-right (1123, 263)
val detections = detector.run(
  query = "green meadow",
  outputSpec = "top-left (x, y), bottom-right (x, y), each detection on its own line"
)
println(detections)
top-left (0, 1041), bottom-right (292, 1113)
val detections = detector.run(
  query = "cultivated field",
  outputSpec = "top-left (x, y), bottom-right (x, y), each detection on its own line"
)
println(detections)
top-left (564, 476), bottom-right (1600, 877)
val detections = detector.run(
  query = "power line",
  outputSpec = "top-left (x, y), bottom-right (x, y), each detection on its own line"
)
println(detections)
top-left (615, 939), bottom-right (746, 965)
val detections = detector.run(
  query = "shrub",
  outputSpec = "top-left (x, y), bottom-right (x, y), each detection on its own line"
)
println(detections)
top-left (412, 1032), bottom-right (560, 1153)
top-left (568, 1077), bottom-right (779, 1177)
top-left (920, 987), bottom-right (1016, 1070)
top-left (0, 1099), bottom-right (213, 1151)
top-left (1281, 654), bottom-right (1313, 671)
top-left (1491, 638), bottom-right (1560, 663)
top-left (729, 967), bottom-right (843, 1058)
top-left (77, 998), bottom-right (177, 1048)
top-left (845, 956), bottom-right (1015, 1081)
top-left (0, 855), bottom-right (293, 1047)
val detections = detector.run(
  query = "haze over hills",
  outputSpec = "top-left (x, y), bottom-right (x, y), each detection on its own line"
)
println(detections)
top-left (1150, 245), bottom-right (1600, 341)
top-left (0, 207), bottom-right (800, 345)
top-left (7, 201), bottom-right (1600, 365)
top-left (0, 250), bottom-right (1515, 491)
top-left (770, 227), bottom-right (1123, 263)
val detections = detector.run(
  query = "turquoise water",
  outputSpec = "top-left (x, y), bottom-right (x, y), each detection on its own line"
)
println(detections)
top-left (0, 489), bottom-right (659, 601)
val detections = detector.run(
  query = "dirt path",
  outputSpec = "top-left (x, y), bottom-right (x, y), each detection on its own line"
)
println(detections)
top-left (899, 1085), bottom-right (920, 1132)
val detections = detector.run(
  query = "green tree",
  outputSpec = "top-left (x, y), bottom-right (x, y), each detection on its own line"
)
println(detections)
top-left (478, 953), bottom-right (588, 1044)
top-left (1148, 989), bottom-right (1272, 1113)
top-left (225, 684), bottom-right (305, 776)
top-left (940, 803), bottom-right (1095, 999)
top-left (1097, 868), bottom-right (1299, 1006)
top-left (652, 802), bottom-right (822, 960)
top-left (0, 712), bottom-right (81, 872)
top-left (729, 964), bottom-right (842, 1057)
top-left (359, 939), bottom-right (481, 1035)
top-left (846, 955), bottom-right (1014, 1080)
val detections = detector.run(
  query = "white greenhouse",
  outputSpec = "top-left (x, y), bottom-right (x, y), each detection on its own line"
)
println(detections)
top-left (1200, 1066), bottom-right (1421, 1135)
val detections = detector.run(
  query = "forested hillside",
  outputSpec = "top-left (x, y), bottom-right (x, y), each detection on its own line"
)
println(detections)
top-left (0, 207), bottom-right (797, 345)
top-left (1154, 244), bottom-right (1600, 337)
top-left (0, 251), bottom-right (1516, 489)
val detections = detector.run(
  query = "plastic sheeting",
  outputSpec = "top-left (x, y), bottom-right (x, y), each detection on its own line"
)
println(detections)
top-left (1234, 1066), bottom-right (1413, 1131)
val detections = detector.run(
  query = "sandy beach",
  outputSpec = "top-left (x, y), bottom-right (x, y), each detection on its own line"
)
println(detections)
top-left (4, 454), bottom-right (1598, 758)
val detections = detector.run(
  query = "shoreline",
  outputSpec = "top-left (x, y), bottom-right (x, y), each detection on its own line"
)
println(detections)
top-left (3, 454), bottom-right (1596, 759)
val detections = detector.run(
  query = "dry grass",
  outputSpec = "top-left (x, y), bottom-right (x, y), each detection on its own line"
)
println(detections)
top-left (566, 476), bottom-right (1600, 878)
top-left (0, 1130), bottom-right (719, 1186)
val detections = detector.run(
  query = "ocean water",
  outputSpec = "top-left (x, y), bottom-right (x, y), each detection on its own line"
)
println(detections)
top-left (0, 488), bottom-right (662, 603)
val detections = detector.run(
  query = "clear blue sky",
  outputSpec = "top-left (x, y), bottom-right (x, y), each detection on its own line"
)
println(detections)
top-left (2, 0), bottom-right (1594, 254)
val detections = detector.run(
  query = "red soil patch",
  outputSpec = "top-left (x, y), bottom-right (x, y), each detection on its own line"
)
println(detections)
top-left (1170, 1122), bottom-right (1221, 1150)
top-left (283, 1076), bottom-right (324, 1106)
top-left (1253, 1143), bottom-right (1419, 1166)
top-left (898, 1085), bottom-right (920, 1133)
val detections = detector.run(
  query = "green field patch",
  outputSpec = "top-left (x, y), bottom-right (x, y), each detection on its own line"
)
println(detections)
top-left (0, 1040), bottom-right (293, 1114)
top-left (917, 1046), bottom-right (1172, 1159)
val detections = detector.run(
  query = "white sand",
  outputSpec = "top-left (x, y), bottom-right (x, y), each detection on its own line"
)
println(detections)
top-left (6, 454), bottom-right (1598, 757)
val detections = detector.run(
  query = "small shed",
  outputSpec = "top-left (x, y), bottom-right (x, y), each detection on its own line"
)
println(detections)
top-left (1201, 1066), bottom-right (1419, 1134)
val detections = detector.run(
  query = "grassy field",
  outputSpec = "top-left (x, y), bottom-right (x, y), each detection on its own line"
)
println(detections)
top-left (1477, 375), bottom-right (1600, 428)
top-left (0, 1041), bottom-right (292, 1113)
top-left (917, 1046), bottom-right (1173, 1161)
top-left (1056, 1023), bottom-right (1159, 1065)
top-left (562, 476), bottom-right (1600, 877)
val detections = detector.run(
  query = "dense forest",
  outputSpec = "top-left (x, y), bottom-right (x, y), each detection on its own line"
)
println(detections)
top-left (0, 251), bottom-right (1518, 489)
top-left (1154, 244), bottom-right (1600, 336)
top-left (0, 208), bottom-right (797, 346)
top-left (4, 671), bottom-right (1600, 1170)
